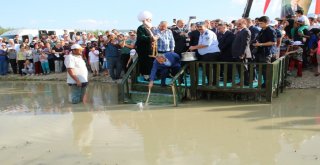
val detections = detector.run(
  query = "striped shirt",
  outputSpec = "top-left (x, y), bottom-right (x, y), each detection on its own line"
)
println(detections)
top-left (154, 29), bottom-right (175, 52)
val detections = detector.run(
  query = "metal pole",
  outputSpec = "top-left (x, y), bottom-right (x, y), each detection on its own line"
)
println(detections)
top-left (242, 0), bottom-right (254, 18)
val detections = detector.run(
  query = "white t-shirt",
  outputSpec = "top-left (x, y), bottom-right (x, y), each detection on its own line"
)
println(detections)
top-left (89, 50), bottom-right (100, 63)
top-left (64, 54), bottom-right (88, 84)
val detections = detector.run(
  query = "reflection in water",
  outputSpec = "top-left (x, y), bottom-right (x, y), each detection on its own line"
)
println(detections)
top-left (0, 82), bottom-right (319, 164)
top-left (72, 110), bottom-right (93, 156)
top-left (0, 81), bottom-right (119, 113)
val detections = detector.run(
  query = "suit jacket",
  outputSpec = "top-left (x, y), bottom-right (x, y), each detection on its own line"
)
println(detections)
top-left (281, 4), bottom-right (303, 18)
top-left (171, 27), bottom-right (188, 54)
top-left (231, 28), bottom-right (252, 59)
top-left (150, 52), bottom-right (181, 81)
top-left (218, 30), bottom-right (235, 60)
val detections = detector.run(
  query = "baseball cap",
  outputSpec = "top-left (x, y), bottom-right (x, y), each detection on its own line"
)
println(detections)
top-left (196, 21), bottom-right (205, 26)
top-left (71, 44), bottom-right (82, 49)
top-left (130, 49), bottom-right (136, 56)
top-left (269, 20), bottom-right (278, 26)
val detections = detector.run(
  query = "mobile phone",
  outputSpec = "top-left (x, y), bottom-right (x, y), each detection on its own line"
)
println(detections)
top-left (189, 16), bottom-right (196, 19)
top-left (173, 19), bottom-right (176, 23)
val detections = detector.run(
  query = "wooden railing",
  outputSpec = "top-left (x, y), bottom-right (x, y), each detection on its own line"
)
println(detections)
top-left (189, 56), bottom-right (288, 102)
top-left (119, 56), bottom-right (288, 104)
top-left (119, 59), bottom-right (138, 103)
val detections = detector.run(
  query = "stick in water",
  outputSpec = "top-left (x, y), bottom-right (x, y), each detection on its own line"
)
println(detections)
top-left (145, 88), bottom-right (151, 105)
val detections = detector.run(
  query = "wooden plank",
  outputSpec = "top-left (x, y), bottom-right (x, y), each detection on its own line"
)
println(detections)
top-left (216, 64), bottom-right (220, 87)
top-left (223, 64), bottom-right (227, 87)
top-left (240, 64), bottom-right (244, 88)
top-left (249, 64), bottom-right (254, 88)
top-left (202, 63), bottom-right (206, 86)
top-left (209, 64), bottom-right (213, 86)
top-left (197, 86), bottom-right (264, 92)
top-left (258, 64), bottom-right (262, 89)
top-left (266, 64), bottom-right (273, 102)
top-left (232, 64), bottom-right (236, 88)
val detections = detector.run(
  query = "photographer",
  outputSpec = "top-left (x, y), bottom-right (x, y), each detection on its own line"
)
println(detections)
top-left (104, 33), bottom-right (122, 81)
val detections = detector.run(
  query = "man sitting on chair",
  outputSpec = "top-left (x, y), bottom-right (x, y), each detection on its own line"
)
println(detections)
top-left (148, 52), bottom-right (181, 89)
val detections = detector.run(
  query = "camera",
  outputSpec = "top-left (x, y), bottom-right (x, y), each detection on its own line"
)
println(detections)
top-left (189, 16), bottom-right (196, 20)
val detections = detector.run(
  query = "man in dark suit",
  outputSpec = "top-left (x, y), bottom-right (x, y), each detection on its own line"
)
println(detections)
top-left (281, 0), bottom-right (302, 18)
top-left (171, 20), bottom-right (189, 56)
top-left (231, 19), bottom-right (252, 86)
top-left (148, 52), bottom-right (181, 88)
top-left (217, 22), bottom-right (235, 82)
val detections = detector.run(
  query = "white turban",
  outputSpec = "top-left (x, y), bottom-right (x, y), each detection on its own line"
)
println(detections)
top-left (138, 11), bottom-right (152, 22)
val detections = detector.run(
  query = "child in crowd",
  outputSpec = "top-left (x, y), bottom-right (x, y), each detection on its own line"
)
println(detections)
top-left (314, 33), bottom-right (320, 76)
top-left (126, 49), bottom-right (138, 69)
top-left (22, 60), bottom-right (34, 75)
top-left (88, 46), bottom-right (100, 76)
top-left (39, 51), bottom-right (50, 75)
top-left (32, 43), bottom-right (42, 75)
top-left (285, 41), bottom-right (304, 77)
top-left (17, 45), bottom-right (26, 76)
top-left (24, 45), bottom-right (33, 63)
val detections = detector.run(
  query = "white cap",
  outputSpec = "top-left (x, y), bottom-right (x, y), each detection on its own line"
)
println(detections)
top-left (138, 11), bottom-right (152, 22)
top-left (130, 49), bottom-right (136, 56)
top-left (269, 20), bottom-right (278, 26)
top-left (82, 32), bottom-right (87, 35)
top-left (308, 13), bottom-right (317, 18)
top-left (98, 32), bottom-right (102, 36)
top-left (1, 43), bottom-right (6, 46)
top-left (292, 41), bottom-right (303, 46)
top-left (0, 37), bottom-right (3, 40)
top-left (71, 44), bottom-right (82, 49)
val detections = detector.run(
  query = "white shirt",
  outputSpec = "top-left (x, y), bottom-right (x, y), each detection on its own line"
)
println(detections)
top-left (89, 50), bottom-right (100, 63)
top-left (198, 29), bottom-right (220, 55)
top-left (64, 54), bottom-right (88, 84)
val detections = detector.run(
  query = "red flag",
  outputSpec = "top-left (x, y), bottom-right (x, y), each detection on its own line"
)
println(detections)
top-left (263, 0), bottom-right (271, 14)
top-left (316, 0), bottom-right (320, 14)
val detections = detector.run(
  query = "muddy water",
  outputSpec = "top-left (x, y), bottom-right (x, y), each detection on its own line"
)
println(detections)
top-left (0, 81), bottom-right (320, 165)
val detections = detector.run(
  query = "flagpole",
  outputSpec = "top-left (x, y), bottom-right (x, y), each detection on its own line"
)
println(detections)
top-left (242, 0), bottom-right (254, 18)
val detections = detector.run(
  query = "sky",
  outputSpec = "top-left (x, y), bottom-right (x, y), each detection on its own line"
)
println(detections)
top-left (0, 0), bottom-right (317, 30)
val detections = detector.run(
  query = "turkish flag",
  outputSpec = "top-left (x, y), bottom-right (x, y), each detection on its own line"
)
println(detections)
top-left (316, 0), bottom-right (320, 14)
top-left (263, 0), bottom-right (271, 14)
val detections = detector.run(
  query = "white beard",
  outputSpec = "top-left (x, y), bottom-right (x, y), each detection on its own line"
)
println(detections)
top-left (143, 21), bottom-right (153, 29)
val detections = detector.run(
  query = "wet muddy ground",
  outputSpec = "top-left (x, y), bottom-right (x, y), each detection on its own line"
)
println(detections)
top-left (0, 81), bottom-right (319, 165)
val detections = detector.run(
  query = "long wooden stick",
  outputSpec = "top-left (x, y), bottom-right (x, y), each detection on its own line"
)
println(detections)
top-left (145, 88), bottom-right (151, 105)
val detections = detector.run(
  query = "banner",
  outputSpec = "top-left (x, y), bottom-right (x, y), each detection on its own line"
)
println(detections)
top-left (316, 0), bottom-right (320, 14)
top-left (281, 0), bottom-right (312, 18)
top-left (263, 0), bottom-right (271, 14)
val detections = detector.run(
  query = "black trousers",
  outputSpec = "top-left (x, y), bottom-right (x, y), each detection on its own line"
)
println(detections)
top-left (17, 60), bottom-right (25, 75)
top-left (48, 59), bottom-right (55, 72)
top-left (199, 52), bottom-right (220, 85)
top-left (234, 58), bottom-right (250, 85)
top-left (255, 54), bottom-right (272, 87)
top-left (121, 53), bottom-right (130, 73)
top-left (9, 59), bottom-right (18, 74)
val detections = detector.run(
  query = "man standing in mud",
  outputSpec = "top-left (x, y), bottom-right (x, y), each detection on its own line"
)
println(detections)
top-left (64, 44), bottom-right (88, 104)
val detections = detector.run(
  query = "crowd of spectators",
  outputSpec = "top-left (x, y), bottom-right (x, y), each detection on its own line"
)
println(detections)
top-left (0, 8), bottom-right (319, 83)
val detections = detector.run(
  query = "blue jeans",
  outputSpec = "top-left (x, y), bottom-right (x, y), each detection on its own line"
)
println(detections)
top-left (69, 83), bottom-right (88, 104)
top-left (108, 56), bottom-right (122, 80)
